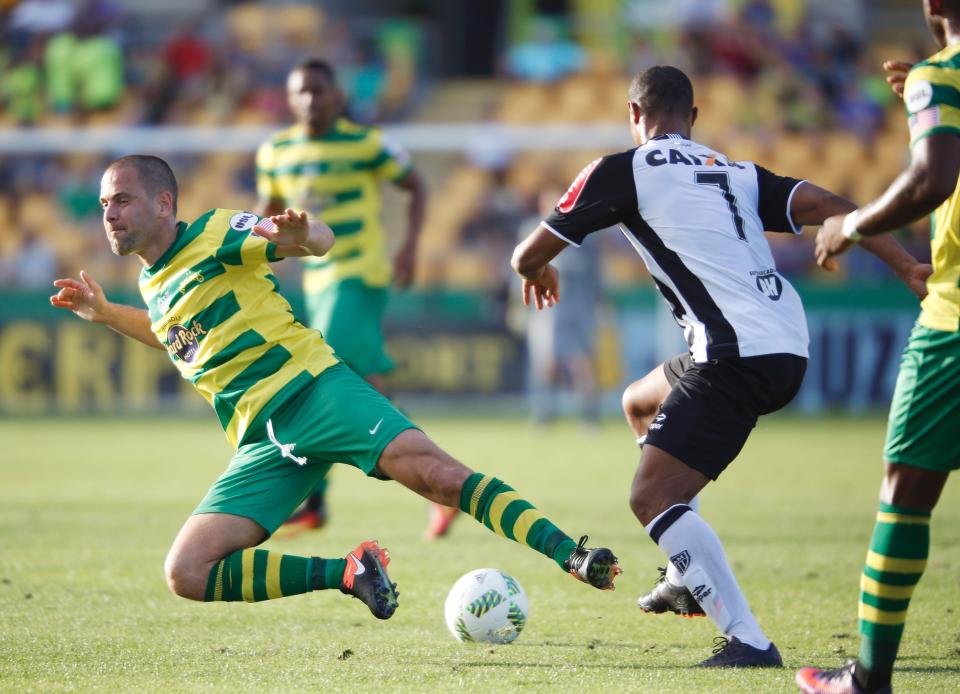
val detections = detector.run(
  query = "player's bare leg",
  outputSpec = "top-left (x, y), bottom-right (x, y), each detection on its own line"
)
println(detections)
top-left (623, 366), bottom-right (705, 617)
top-left (797, 464), bottom-right (949, 693)
top-left (363, 374), bottom-right (460, 540)
top-left (164, 512), bottom-right (398, 618)
top-left (622, 363), bottom-right (672, 444)
top-left (631, 444), bottom-right (781, 667)
top-left (376, 429), bottom-right (621, 589)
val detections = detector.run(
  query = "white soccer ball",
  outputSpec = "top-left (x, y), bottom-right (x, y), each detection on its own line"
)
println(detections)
top-left (444, 568), bottom-right (529, 644)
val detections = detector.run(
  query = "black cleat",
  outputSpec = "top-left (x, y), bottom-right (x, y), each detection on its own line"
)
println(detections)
top-left (339, 541), bottom-right (399, 620)
top-left (637, 566), bottom-right (705, 617)
top-left (562, 535), bottom-right (622, 590)
top-left (796, 661), bottom-right (892, 694)
top-left (696, 636), bottom-right (783, 668)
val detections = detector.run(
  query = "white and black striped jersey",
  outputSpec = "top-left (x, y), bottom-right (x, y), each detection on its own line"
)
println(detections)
top-left (544, 133), bottom-right (809, 362)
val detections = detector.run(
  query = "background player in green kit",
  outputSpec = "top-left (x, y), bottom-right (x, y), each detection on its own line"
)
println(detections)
top-left (49, 154), bottom-right (621, 620)
top-left (255, 58), bottom-right (457, 538)
top-left (797, 2), bottom-right (960, 693)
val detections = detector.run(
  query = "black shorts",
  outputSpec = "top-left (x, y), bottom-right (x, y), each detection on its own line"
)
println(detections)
top-left (645, 352), bottom-right (807, 480)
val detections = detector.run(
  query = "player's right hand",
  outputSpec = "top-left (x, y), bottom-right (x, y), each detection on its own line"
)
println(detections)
top-left (50, 270), bottom-right (109, 322)
top-left (522, 264), bottom-right (560, 310)
top-left (882, 60), bottom-right (913, 99)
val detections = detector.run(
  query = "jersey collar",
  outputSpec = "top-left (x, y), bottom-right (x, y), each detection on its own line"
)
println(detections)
top-left (650, 133), bottom-right (689, 141)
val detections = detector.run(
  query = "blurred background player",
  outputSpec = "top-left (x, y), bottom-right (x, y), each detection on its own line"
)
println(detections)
top-left (255, 58), bottom-right (457, 539)
top-left (797, 1), bottom-right (960, 692)
top-left (520, 183), bottom-right (601, 428)
top-left (512, 65), bottom-right (929, 668)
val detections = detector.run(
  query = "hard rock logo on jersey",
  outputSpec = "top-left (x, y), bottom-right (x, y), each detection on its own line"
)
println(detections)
top-left (557, 158), bottom-right (601, 213)
top-left (166, 322), bottom-right (207, 362)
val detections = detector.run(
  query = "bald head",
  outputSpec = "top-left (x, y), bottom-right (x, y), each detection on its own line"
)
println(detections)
top-left (106, 155), bottom-right (178, 214)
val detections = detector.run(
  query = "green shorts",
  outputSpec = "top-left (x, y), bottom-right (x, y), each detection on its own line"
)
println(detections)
top-left (884, 322), bottom-right (960, 471)
top-left (193, 363), bottom-right (417, 534)
top-left (306, 278), bottom-right (394, 377)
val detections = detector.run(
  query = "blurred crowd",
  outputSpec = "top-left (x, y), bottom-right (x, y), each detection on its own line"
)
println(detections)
top-left (0, 0), bottom-right (933, 294)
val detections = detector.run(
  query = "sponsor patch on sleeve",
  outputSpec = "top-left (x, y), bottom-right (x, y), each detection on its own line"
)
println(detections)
top-left (905, 79), bottom-right (933, 114)
top-left (556, 158), bottom-right (601, 214)
top-left (229, 211), bottom-right (260, 232)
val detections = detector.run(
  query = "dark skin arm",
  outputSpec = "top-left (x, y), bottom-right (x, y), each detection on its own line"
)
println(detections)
top-left (390, 168), bottom-right (426, 290)
top-left (791, 182), bottom-right (932, 299)
top-left (511, 226), bottom-right (569, 309)
top-left (816, 133), bottom-right (960, 280)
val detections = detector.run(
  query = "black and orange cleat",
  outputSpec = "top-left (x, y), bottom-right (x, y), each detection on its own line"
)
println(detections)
top-left (637, 566), bottom-right (705, 618)
top-left (423, 503), bottom-right (459, 540)
top-left (796, 662), bottom-right (891, 694)
top-left (340, 541), bottom-right (399, 620)
top-left (562, 535), bottom-right (622, 590)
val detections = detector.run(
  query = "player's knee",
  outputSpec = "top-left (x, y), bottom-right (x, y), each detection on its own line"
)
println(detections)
top-left (622, 384), bottom-right (656, 422)
top-left (163, 551), bottom-right (204, 601)
top-left (628, 480), bottom-right (674, 526)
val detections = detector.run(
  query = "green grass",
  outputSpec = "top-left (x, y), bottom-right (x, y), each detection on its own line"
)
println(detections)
top-left (1, 415), bottom-right (958, 693)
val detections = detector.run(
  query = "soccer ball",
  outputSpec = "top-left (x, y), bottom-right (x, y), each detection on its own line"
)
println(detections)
top-left (444, 568), bottom-right (529, 644)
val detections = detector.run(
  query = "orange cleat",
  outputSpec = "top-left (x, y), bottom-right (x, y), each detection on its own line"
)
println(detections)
top-left (423, 503), bottom-right (460, 540)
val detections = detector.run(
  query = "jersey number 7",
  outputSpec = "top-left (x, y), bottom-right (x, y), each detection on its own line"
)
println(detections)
top-left (695, 171), bottom-right (746, 241)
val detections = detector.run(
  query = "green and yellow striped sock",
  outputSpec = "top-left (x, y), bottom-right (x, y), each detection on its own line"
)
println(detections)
top-left (459, 473), bottom-right (577, 571)
top-left (204, 549), bottom-right (346, 602)
top-left (856, 501), bottom-right (930, 688)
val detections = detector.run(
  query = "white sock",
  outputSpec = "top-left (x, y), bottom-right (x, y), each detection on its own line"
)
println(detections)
top-left (664, 495), bottom-right (700, 586)
top-left (645, 504), bottom-right (770, 650)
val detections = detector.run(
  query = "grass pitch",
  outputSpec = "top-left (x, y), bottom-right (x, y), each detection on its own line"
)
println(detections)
top-left (1, 414), bottom-right (958, 693)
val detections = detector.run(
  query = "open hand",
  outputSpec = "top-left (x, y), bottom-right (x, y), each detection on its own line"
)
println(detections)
top-left (50, 270), bottom-right (109, 322)
top-left (252, 208), bottom-right (309, 254)
top-left (522, 265), bottom-right (560, 310)
top-left (882, 60), bottom-right (913, 99)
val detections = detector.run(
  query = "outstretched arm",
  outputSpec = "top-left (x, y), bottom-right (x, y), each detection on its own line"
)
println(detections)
top-left (49, 270), bottom-right (163, 349)
top-left (791, 181), bottom-right (932, 300)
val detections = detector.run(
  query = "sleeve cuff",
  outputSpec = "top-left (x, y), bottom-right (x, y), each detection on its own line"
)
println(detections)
top-left (785, 180), bottom-right (808, 234)
top-left (542, 221), bottom-right (580, 247)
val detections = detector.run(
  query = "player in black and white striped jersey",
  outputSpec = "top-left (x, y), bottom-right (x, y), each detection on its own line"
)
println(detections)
top-left (512, 65), bottom-right (931, 668)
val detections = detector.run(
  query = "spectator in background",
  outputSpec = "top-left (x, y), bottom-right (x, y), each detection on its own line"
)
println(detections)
top-left (73, 12), bottom-right (123, 115)
top-left (15, 229), bottom-right (59, 290)
top-left (2, 41), bottom-right (44, 125)
top-left (505, 16), bottom-right (585, 82)
top-left (44, 27), bottom-right (77, 113)
top-left (519, 185), bottom-right (601, 428)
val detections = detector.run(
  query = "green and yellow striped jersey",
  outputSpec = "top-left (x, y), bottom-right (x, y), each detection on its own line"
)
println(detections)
top-left (904, 43), bottom-right (960, 332)
top-left (139, 208), bottom-right (339, 448)
top-left (255, 118), bottom-right (412, 294)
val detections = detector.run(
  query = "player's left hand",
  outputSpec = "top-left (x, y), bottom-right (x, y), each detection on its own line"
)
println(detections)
top-left (252, 208), bottom-right (309, 253)
top-left (815, 214), bottom-right (854, 268)
top-left (393, 242), bottom-right (417, 290)
top-left (522, 264), bottom-right (560, 310)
